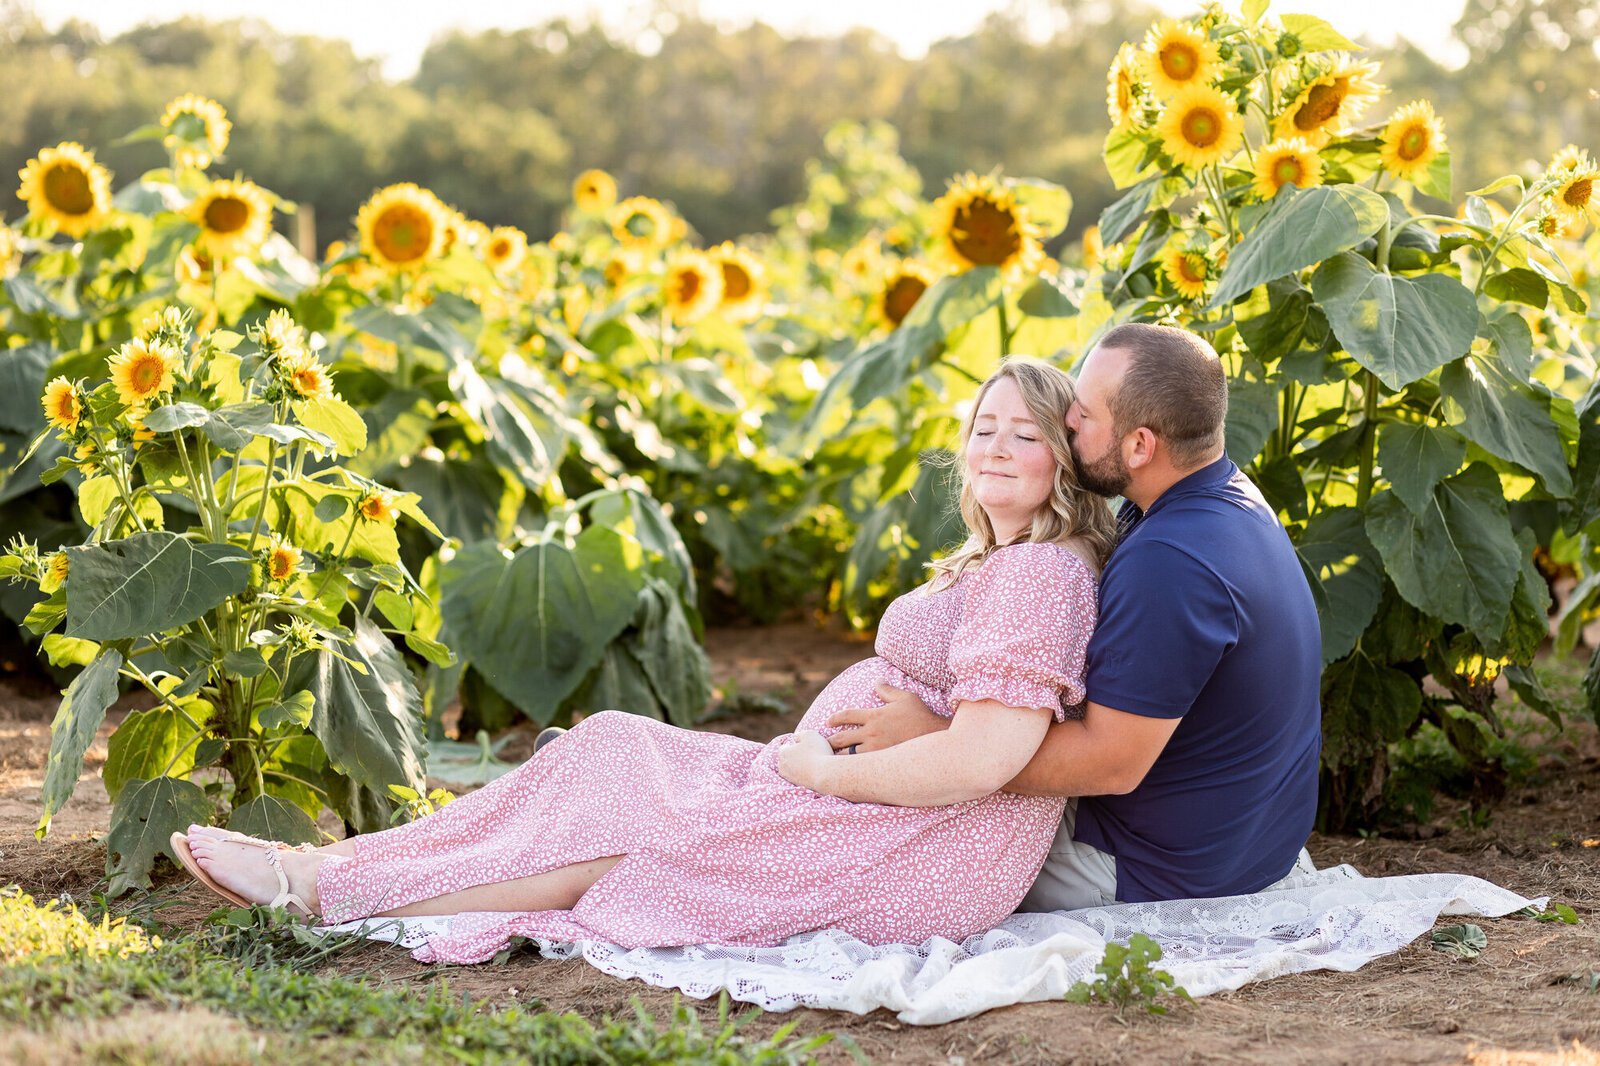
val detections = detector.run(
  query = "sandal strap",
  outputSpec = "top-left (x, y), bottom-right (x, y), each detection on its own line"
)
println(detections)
top-left (260, 847), bottom-right (313, 917)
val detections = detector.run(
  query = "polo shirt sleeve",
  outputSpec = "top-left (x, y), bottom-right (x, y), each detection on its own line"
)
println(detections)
top-left (1084, 539), bottom-right (1237, 719)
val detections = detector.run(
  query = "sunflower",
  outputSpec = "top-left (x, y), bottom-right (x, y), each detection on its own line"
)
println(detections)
top-left (604, 249), bottom-right (641, 289)
top-left (1378, 101), bottom-right (1446, 185)
top-left (877, 261), bottom-right (939, 329)
top-left (1081, 225), bottom-right (1104, 270)
top-left (1106, 42), bottom-right (1143, 129)
top-left (0, 222), bottom-right (15, 276)
top-left (41, 377), bottom-right (82, 431)
top-left (256, 308), bottom-right (303, 356)
top-left (484, 226), bottom-right (528, 276)
top-left (286, 359), bottom-right (334, 401)
top-left (932, 173), bottom-right (1044, 277)
top-left (1162, 246), bottom-right (1214, 300)
top-left (610, 196), bottom-right (673, 249)
top-left (1274, 58), bottom-right (1383, 147)
top-left (709, 242), bottom-right (767, 323)
top-left (840, 239), bottom-right (884, 291)
top-left (140, 305), bottom-right (187, 341)
top-left (1252, 138), bottom-right (1324, 199)
top-left (1139, 19), bottom-right (1220, 100)
top-left (41, 552), bottom-right (69, 594)
top-left (124, 407), bottom-right (156, 448)
top-left (187, 179), bottom-right (273, 262)
top-left (356, 489), bottom-right (399, 525)
top-left (1549, 144), bottom-right (1593, 175)
top-left (160, 93), bottom-right (231, 169)
top-left (356, 184), bottom-right (450, 272)
top-left (1534, 208), bottom-right (1583, 242)
top-left (1156, 84), bottom-right (1246, 169)
top-left (265, 540), bottom-right (302, 583)
top-left (16, 142), bottom-right (112, 238)
top-left (1550, 165), bottom-right (1600, 231)
top-left (573, 169), bottom-right (618, 213)
top-left (108, 338), bottom-right (179, 407)
top-left (663, 250), bottom-right (724, 325)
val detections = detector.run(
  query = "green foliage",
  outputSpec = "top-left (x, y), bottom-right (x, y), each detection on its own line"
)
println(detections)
top-left (1429, 923), bottom-right (1487, 958)
top-left (1064, 933), bottom-right (1192, 1020)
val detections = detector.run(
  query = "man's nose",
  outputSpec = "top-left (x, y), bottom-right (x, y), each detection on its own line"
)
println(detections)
top-left (1065, 403), bottom-right (1082, 432)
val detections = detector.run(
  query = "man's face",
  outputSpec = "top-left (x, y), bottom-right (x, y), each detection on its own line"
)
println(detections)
top-left (1066, 345), bottom-right (1132, 499)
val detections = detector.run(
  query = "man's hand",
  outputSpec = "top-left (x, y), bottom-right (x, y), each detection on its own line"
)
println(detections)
top-left (776, 730), bottom-right (835, 793)
top-left (825, 683), bottom-right (949, 753)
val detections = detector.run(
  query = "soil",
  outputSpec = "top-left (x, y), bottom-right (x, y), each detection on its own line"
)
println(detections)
top-left (2, 621), bottom-right (1598, 1065)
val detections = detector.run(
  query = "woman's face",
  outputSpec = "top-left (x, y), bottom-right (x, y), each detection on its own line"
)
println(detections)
top-left (965, 375), bottom-right (1058, 543)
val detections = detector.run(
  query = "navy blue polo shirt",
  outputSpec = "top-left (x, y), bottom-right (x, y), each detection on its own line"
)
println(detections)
top-left (1073, 457), bottom-right (1322, 902)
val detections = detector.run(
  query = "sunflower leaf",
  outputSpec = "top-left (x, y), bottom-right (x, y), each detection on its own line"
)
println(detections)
top-left (141, 402), bottom-right (211, 433)
top-left (1209, 184), bottom-right (1389, 309)
top-left (1279, 13), bottom-right (1360, 52)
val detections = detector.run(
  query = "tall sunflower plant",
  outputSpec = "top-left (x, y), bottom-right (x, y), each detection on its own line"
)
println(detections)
top-left (796, 167), bottom-right (1079, 623)
top-left (1086, 0), bottom-right (1599, 828)
top-left (1, 307), bottom-right (453, 895)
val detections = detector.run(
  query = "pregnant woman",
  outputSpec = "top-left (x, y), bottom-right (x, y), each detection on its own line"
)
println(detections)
top-left (174, 354), bottom-right (1116, 964)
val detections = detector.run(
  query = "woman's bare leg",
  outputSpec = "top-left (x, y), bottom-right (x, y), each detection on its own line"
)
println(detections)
top-left (185, 826), bottom-right (621, 917)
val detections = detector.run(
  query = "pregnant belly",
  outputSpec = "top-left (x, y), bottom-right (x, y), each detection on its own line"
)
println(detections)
top-left (795, 657), bottom-right (949, 736)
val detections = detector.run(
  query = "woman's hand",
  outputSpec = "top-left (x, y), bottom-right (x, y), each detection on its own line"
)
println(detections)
top-left (825, 683), bottom-right (949, 753)
top-left (776, 730), bottom-right (836, 794)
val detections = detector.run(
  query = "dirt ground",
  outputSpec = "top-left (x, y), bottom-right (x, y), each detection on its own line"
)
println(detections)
top-left (2, 621), bottom-right (1598, 1066)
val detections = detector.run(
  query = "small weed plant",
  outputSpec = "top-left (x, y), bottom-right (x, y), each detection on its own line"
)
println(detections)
top-left (1065, 933), bottom-right (1192, 1021)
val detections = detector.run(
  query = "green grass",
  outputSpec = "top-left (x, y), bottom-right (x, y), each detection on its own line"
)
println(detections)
top-left (0, 890), bottom-right (833, 1066)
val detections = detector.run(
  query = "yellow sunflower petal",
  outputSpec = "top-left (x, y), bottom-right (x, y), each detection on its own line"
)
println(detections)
top-left (1162, 246), bottom-right (1214, 300)
top-left (708, 242), bottom-right (767, 323)
top-left (931, 173), bottom-right (1044, 278)
top-left (663, 250), bottom-right (724, 325)
top-left (573, 169), bottom-right (618, 213)
top-left (1378, 101), bottom-right (1446, 185)
top-left (1252, 138), bottom-right (1324, 199)
top-left (42, 377), bottom-right (82, 431)
top-left (357, 489), bottom-right (399, 524)
top-left (108, 338), bottom-right (179, 407)
top-left (1106, 42), bottom-right (1143, 129)
top-left (610, 196), bottom-right (673, 249)
top-left (1273, 58), bottom-right (1383, 148)
top-left (1156, 83), bottom-right (1246, 169)
top-left (160, 93), bottom-right (231, 170)
top-left (16, 142), bottom-right (112, 238)
top-left (1139, 19), bottom-right (1221, 100)
top-left (484, 226), bottom-right (528, 276)
top-left (356, 184), bottom-right (450, 272)
top-left (187, 178), bottom-right (273, 262)
top-left (1551, 166), bottom-right (1600, 230)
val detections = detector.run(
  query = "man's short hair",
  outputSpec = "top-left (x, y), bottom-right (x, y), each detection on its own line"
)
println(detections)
top-left (1097, 323), bottom-right (1228, 469)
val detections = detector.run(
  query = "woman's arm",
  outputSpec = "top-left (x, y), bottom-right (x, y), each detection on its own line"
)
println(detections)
top-left (776, 697), bottom-right (1053, 806)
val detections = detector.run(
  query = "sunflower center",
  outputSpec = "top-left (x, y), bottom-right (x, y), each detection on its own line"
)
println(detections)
top-left (44, 163), bottom-right (94, 215)
top-left (373, 205), bottom-right (435, 264)
top-left (884, 275), bottom-right (928, 326)
top-left (1160, 44), bottom-right (1198, 81)
top-left (951, 197), bottom-right (1021, 266)
top-left (1564, 178), bottom-right (1594, 208)
top-left (129, 356), bottom-right (165, 395)
top-left (1398, 127), bottom-right (1430, 162)
top-left (721, 263), bottom-right (751, 301)
top-left (1273, 155), bottom-right (1306, 185)
top-left (1181, 107), bottom-right (1223, 147)
top-left (204, 196), bottom-right (250, 234)
top-left (671, 270), bottom-right (703, 305)
top-left (1294, 81), bottom-right (1347, 132)
top-left (490, 239), bottom-right (512, 259)
top-left (1116, 74), bottom-right (1134, 113)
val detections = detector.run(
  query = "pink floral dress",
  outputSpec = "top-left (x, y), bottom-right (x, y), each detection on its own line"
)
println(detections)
top-left (316, 541), bottom-right (1097, 963)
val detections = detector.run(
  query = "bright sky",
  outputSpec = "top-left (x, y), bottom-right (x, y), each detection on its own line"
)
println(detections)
top-left (35, 0), bottom-right (1471, 76)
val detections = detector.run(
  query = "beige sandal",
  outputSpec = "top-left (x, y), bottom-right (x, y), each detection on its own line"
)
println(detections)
top-left (169, 831), bottom-right (316, 917)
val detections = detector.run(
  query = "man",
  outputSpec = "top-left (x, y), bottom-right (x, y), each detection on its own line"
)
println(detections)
top-left (829, 322), bottom-right (1323, 908)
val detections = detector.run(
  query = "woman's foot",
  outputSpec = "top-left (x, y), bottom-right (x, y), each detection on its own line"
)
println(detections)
top-left (185, 825), bottom-right (324, 916)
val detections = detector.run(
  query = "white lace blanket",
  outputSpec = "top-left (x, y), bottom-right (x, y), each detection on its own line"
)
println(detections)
top-left (316, 855), bottom-right (1540, 1024)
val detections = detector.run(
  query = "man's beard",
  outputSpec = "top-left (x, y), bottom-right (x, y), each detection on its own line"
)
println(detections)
top-left (1071, 439), bottom-right (1131, 498)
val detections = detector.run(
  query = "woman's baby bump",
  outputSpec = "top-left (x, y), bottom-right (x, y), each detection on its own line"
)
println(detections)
top-left (796, 658), bottom-right (948, 736)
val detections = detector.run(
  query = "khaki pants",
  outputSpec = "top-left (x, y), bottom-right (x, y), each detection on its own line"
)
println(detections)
top-left (1017, 798), bottom-right (1119, 912)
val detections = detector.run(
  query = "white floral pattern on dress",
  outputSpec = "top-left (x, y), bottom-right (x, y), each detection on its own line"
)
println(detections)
top-left (315, 543), bottom-right (1097, 964)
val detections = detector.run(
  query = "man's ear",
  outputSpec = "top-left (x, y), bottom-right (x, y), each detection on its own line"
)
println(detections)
top-left (1124, 426), bottom-right (1159, 470)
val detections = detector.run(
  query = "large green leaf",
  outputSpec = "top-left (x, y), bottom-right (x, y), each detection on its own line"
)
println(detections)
top-left (618, 577), bottom-right (715, 727)
top-left (1363, 464), bottom-right (1521, 641)
top-left (1236, 278), bottom-right (1330, 368)
top-left (1585, 644), bottom-right (1600, 728)
top-left (451, 362), bottom-right (566, 490)
top-left (1479, 313), bottom-right (1535, 379)
top-left (391, 455), bottom-right (513, 545)
top-left (227, 794), bottom-right (320, 847)
top-left (587, 487), bottom-right (697, 600)
top-left (1225, 367), bottom-right (1278, 467)
top-left (36, 650), bottom-right (123, 839)
top-left (103, 701), bottom-right (211, 802)
top-left (106, 775), bottom-right (213, 896)
top-left (1376, 422), bottom-right (1466, 515)
top-left (348, 389), bottom-right (434, 478)
top-left (64, 532), bottom-right (252, 641)
top-left (286, 612), bottom-right (427, 800)
top-left (1097, 175), bottom-right (1159, 242)
top-left (1008, 177), bottom-right (1072, 240)
top-left (1311, 252), bottom-right (1480, 390)
top-left (1295, 507), bottom-right (1385, 666)
top-left (1568, 414), bottom-right (1600, 536)
top-left (1439, 355), bottom-right (1573, 496)
top-left (0, 342), bottom-right (55, 433)
top-left (440, 526), bottom-right (647, 724)
top-left (1208, 185), bottom-right (1389, 308)
top-left (1320, 653), bottom-right (1424, 772)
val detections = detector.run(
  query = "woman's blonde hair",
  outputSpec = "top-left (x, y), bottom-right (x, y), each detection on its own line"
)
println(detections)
top-left (929, 355), bottom-right (1118, 583)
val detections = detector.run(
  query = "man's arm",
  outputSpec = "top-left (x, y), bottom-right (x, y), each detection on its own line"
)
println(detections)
top-left (1005, 699), bottom-right (1181, 797)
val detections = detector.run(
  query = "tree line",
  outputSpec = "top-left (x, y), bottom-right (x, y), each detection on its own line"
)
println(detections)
top-left (1, 0), bottom-right (1595, 254)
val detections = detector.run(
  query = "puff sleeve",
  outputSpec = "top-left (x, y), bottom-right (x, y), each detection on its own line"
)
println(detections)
top-left (946, 542), bottom-right (1098, 721)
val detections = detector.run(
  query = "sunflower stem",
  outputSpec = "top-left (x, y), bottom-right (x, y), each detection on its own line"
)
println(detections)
top-left (245, 436), bottom-right (281, 556)
top-left (1473, 188), bottom-right (1540, 297)
top-left (996, 298), bottom-right (1011, 357)
top-left (1356, 370), bottom-right (1380, 508)
top-left (312, 517), bottom-right (360, 604)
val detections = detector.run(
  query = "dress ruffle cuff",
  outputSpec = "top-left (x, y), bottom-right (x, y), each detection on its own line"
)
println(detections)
top-left (947, 675), bottom-right (1072, 722)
